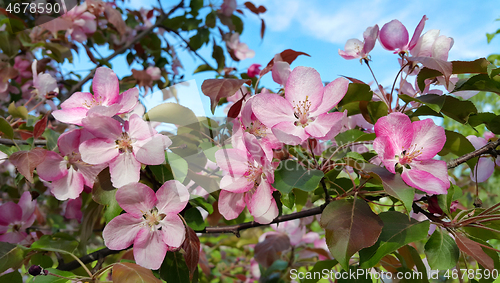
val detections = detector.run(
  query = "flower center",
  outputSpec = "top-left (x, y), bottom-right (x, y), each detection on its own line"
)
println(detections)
top-left (293, 96), bottom-right (312, 127)
top-left (116, 133), bottom-right (134, 153)
top-left (82, 95), bottom-right (103, 108)
top-left (244, 161), bottom-right (263, 185)
top-left (142, 207), bottom-right (166, 231)
top-left (397, 144), bottom-right (423, 166)
top-left (247, 120), bottom-right (267, 138)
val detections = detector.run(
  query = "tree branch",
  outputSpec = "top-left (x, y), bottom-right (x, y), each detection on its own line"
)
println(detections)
top-left (0, 138), bottom-right (47, 146)
top-left (447, 138), bottom-right (500, 169)
top-left (57, 247), bottom-right (123, 271)
top-left (66, 0), bottom-right (185, 96)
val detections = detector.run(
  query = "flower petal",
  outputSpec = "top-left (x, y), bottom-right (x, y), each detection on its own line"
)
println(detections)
top-left (374, 112), bottom-right (412, 152)
top-left (309, 78), bottom-right (349, 117)
top-left (411, 118), bottom-right (445, 160)
top-left (159, 214), bottom-right (185, 248)
top-left (128, 114), bottom-right (156, 140)
top-left (0, 202), bottom-right (22, 225)
top-left (133, 135), bottom-right (168, 165)
top-left (18, 191), bottom-right (36, 223)
top-left (80, 138), bottom-right (119, 165)
top-left (133, 228), bottom-right (167, 270)
top-left (252, 93), bottom-right (295, 128)
top-left (471, 157), bottom-right (495, 183)
top-left (109, 152), bottom-right (141, 188)
top-left (305, 112), bottom-right (344, 139)
top-left (93, 67), bottom-right (119, 105)
top-left (373, 136), bottom-right (398, 174)
top-left (0, 232), bottom-right (28, 244)
top-left (118, 87), bottom-right (139, 113)
top-left (50, 167), bottom-right (85, 200)
top-left (103, 213), bottom-right (143, 250)
top-left (215, 148), bottom-right (250, 175)
top-left (57, 129), bottom-right (82, 156)
top-left (116, 182), bottom-right (157, 217)
top-left (82, 113), bottom-right (122, 139)
top-left (156, 180), bottom-right (190, 215)
top-left (379, 19), bottom-right (409, 51)
top-left (37, 151), bottom-right (67, 181)
top-left (218, 190), bottom-right (246, 220)
top-left (59, 92), bottom-right (93, 109)
top-left (402, 160), bottom-right (449, 194)
top-left (252, 195), bottom-right (278, 224)
top-left (286, 66), bottom-right (324, 113)
top-left (272, 121), bottom-right (308, 145)
top-left (51, 108), bottom-right (89, 126)
top-left (220, 175), bottom-right (254, 193)
top-left (247, 180), bottom-right (273, 219)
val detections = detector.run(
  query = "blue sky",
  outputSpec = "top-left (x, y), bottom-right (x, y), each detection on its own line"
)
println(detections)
top-left (64, 0), bottom-right (500, 118)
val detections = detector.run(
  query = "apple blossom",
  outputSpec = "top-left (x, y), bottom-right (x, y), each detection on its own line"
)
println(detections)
top-left (467, 133), bottom-right (500, 183)
top-left (0, 192), bottom-right (36, 244)
top-left (219, 0), bottom-right (237, 17)
top-left (339, 25), bottom-right (379, 60)
top-left (79, 113), bottom-right (171, 188)
top-left (215, 132), bottom-right (278, 224)
top-left (37, 129), bottom-right (106, 200)
top-left (252, 66), bottom-right (348, 145)
top-left (373, 112), bottom-right (450, 194)
top-left (411, 29), bottom-right (454, 61)
top-left (227, 33), bottom-right (255, 61)
top-left (52, 67), bottom-right (139, 125)
top-left (102, 181), bottom-right (189, 270)
top-left (379, 15), bottom-right (427, 54)
top-left (247, 63), bottom-right (261, 78)
top-left (31, 60), bottom-right (59, 99)
top-left (271, 53), bottom-right (291, 86)
top-left (64, 198), bottom-right (83, 222)
top-left (42, 3), bottom-right (97, 43)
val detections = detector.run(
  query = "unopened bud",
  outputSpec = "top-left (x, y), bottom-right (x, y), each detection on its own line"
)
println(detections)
top-left (28, 265), bottom-right (48, 276)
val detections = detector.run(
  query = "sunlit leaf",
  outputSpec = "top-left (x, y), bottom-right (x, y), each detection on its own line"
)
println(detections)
top-left (160, 252), bottom-right (190, 282)
top-left (112, 262), bottom-right (161, 283)
top-left (0, 117), bottom-right (14, 139)
top-left (424, 229), bottom-right (459, 270)
top-left (201, 79), bottom-right (250, 114)
top-left (273, 160), bottom-right (324, 194)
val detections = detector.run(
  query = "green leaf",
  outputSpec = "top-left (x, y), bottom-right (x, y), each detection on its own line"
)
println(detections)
top-left (424, 229), bottom-right (459, 270)
top-left (93, 169), bottom-right (122, 223)
top-left (193, 64), bottom-right (215, 74)
top-left (184, 207), bottom-right (206, 230)
top-left (42, 128), bottom-right (60, 152)
top-left (205, 11), bottom-right (216, 28)
top-left (0, 242), bottom-right (25, 273)
top-left (30, 253), bottom-right (53, 268)
top-left (0, 270), bottom-right (22, 283)
top-left (334, 129), bottom-right (366, 145)
top-left (262, 259), bottom-right (288, 278)
top-left (338, 83), bottom-right (373, 107)
top-left (273, 160), bottom-right (324, 194)
top-left (33, 268), bottom-right (75, 283)
top-left (190, 197), bottom-right (213, 214)
top-left (0, 117), bottom-right (13, 139)
top-left (30, 234), bottom-right (79, 254)
top-left (399, 93), bottom-right (446, 113)
top-left (440, 95), bottom-right (477, 124)
top-left (212, 45), bottom-right (225, 73)
top-left (44, 42), bottom-right (72, 63)
top-left (410, 105), bottom-right (443, 118)
top-left (486, 115), bottom-right (500, 134)
top-left (0, 31), bottom-right (20, 57)
top-left (231, 15), bottom-right (243, 34)
top-left (320, 198), bottom-right (383, 270)
top-left (366, 101), bottom-right (388, 123)
top-left (8, 102), bottom-right (28, 119)
top-left (454, 73), bottom-right (500, 95)
top-left (362, 164), bottom-right (415, 214)
top-left (438, 130), bottom-right (477, 169)
top-left (359, 211), bottom-right (430, 268)
top-left (302, 259), bottom-right (338, 283)
top-left (166, 152), bottom-right (188, 182)
top-left (145, 102), bottom-right (200, 131)
top-left (468, 112), bottom-right (497, 127)
top-left (281, 191), bottom-right (295, 209)
top-left (160, 252), bottom-right (190, 282)
top-left (189, 28), bottom-right (210, 50)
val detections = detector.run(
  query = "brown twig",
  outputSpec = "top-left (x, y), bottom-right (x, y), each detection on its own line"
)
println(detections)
top-left (447, 139), bottom-right (500, 169)
top-left (0, 138), bottom-right (47, 146)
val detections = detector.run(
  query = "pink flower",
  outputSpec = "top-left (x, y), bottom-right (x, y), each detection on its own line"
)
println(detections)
top-left (373, 112), bottom-right (449, 194)
top-left (252, 66), bottom-right (348, 145)
top-left (247, 64), bottom-right (261, 78)
top-left (227, 33), bottom-right (255, 61)
top-left (339, 25), bottom-right (379, 60)
top-left (37, 129), bottom-right (106, 200)
top-left (259, 219), bottom-right (305, 246)
top-left (215, 132), bottom-right (278, 224)
top-left (146, 66), bottom-right (161, 80)
top-left (411, 29), bottom-right (454, 61)
top-left (219, 0), bottom-right (237, 17)
top-left (64, 198), bottom-right (83, 222)
top-left (271, 53), bottom-right (291, 86)
top-left (379, 16), bottom-right (427, 54)
top-left (102, 181), bottom-right (189, 270)
top-left (31, 60), bottom-right (59, 99)
top-left (52, 67), bottom-right (138, 126)
top-left (467, 133), bottom-right (500, 183)
top-left (79, 113), bottom-right (171, 188)
top-left (42, 3), bottom-right (97, 43)
top-left (0, 192), bottom-right (36, 244)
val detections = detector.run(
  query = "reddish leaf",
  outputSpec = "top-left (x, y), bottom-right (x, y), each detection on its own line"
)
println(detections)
top-left (181, 226), bottom-right (200, 279)
top-left (105, 5), bottom-right (126, 35)
top-left (244, 2), bottom-right (260, 14)
top-left (260, 49), bottom-right (310, 77)
top-left (146, 9), bottom-right (154, 19)
top-left (201, 79), bottom-right (250, 114)
top-left (260, 19), bottom-right (266, 39)
top-left (257, 5), bottom-right (266, 13)
top-left (227, 97), bottom-right (244, 119)
top-left (84, 45), bottom-right (98, 64)
top-left (455, 233), bottom-right (494, 270)
top-left (112, 262), bottom-right (162, 283)
top-left (33, 114), bottom-right (48, 139)
top-left (341, 76), bottom-right (366, 84)
top-left (236, 9), bottom-right (244, 15)
top-left (9, 148), bottom-right (47, 183)
top-left (254, 233), bottom-right (291, 268)
top-left (320, 198), bottom-right (383, 270)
